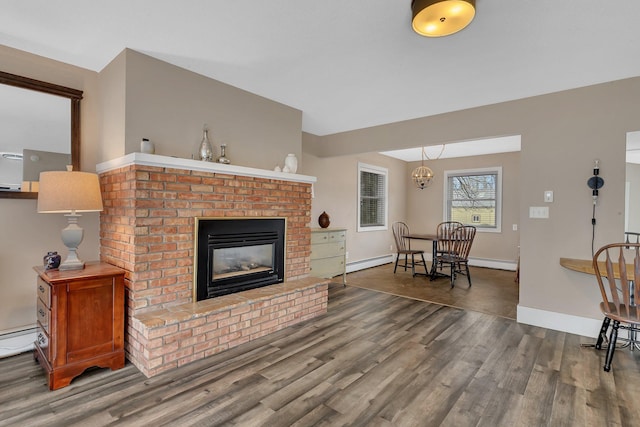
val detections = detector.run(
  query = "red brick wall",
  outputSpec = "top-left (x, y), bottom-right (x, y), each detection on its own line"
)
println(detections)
top-left (129, 278), bottom-right (328, 377)
top-left (98, 163), bottom-right (317, 375)
top-left (99, 164), bottom-right (313, 317)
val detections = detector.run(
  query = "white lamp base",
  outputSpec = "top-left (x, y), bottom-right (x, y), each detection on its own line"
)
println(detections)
top-left (59, 214), bottom-right (85, 271)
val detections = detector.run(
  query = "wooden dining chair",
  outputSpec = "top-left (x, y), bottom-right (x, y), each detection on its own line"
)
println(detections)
top-left (392, 222), bottom-right (428, 277)
top-left (593, 242), bottom-right (640, 371)
top-left (624, 231), bottom-right (640, 245)
top-left (436, 221), bottom-right (463, 256)
top-left (434, 225), bottom-right (476, 287)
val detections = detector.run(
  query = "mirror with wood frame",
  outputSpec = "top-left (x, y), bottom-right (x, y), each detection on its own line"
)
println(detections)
top-left (0, 70), bottom-right (82, 199)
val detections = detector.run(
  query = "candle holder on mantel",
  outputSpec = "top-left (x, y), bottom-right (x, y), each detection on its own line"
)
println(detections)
top-left (217, 144), bottom-right (230, 164)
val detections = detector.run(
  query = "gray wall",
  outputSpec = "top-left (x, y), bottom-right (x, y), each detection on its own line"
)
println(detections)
top-left (301, 151), bottom-right (407, 265)
top-left (2, 41), bottom-right (639, 336)
top-left (0, 45), bottom-right (101, 334)
top-left (0, 47), bottom-right (305, 334)
top-left (405, 151), bottom-right (520, 264)
top-left (100, 49), bottom-right (303, 170)
top-left (305, 78), bottom-right (639, 322)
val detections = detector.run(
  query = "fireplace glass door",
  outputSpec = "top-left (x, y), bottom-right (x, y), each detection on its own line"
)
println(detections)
top-left (196, 218), bottom-right (286, 301)
top-left (212, 243), bottom-right (274, 281)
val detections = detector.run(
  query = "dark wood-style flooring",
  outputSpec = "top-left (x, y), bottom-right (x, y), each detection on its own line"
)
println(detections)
top-left (346, 264), bottom-right (518, 320)
top-left (1, 272), bottom-right (639, 426)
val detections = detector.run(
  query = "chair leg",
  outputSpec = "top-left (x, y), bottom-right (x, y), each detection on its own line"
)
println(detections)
top-left (450, 263), bottom-right (455, 287)
top-left (465, 262), bottom-right (472, 287)
top-left (404, 254), bottom-right (408, 271)
top-left (595, 317), bottom-right (611, 350)
top-left (420, 253), bottom-right (428, 276)
top-left (394, 254), bottom-right (399, 273)
top-left (604, 320), bottom-right (620, 372)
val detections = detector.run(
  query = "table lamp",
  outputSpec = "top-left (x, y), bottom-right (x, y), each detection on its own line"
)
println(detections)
top-left (37, 167), bottom-right (103, 270)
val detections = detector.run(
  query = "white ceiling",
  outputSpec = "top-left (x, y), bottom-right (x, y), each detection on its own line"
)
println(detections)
top-left (1, 1), bottom-right (640, 137)
top-left (380, 135), bottom-right (521, 162)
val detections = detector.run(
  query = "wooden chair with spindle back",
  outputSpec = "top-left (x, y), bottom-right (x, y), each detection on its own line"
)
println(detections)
top-left (592, 242), bottom-right (640, 371)
top-left (434, 225), bottom-right (476, 287)
top-left (436, 221), bottom-right (463, 256)
top-left (392, 222), bottom-right (428, 277)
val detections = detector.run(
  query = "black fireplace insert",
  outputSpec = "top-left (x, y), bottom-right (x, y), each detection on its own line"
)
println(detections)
top-left (195, 218), bottom-right (286, 301)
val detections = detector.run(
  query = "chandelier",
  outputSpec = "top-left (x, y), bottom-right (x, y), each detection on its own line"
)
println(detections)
top-left (412, 145), bottom-right (445, 189)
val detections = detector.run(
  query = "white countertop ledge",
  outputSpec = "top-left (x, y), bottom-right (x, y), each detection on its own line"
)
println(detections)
top-left (96, 153), bottom-right (316, 184)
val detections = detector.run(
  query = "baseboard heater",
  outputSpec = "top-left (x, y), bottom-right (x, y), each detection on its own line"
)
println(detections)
top-left (0, 327), bottom-right (36, 359)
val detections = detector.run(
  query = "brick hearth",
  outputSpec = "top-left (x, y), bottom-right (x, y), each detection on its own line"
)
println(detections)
top-left (96, 154), bottom-right (326, 377)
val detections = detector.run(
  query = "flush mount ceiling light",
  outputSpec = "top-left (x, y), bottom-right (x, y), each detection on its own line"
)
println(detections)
top-left (411, 0), bottom-right (476, 37)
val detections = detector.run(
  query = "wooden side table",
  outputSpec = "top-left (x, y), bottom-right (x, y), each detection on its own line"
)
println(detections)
top-left (33, 261), bottom-right (126, 390)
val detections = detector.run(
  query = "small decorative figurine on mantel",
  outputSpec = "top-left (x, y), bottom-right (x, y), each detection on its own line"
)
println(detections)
top-left (217, 144), bottom-right (230, 164)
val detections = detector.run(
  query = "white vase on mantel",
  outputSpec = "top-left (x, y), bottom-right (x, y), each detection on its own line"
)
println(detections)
top-left (140, 138), bottom-right (155, 154)
top-left (284, 153), bottom-right (298, 174)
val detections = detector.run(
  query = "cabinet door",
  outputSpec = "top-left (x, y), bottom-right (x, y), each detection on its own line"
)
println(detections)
top-left (65, 277), bottom-right (117, 364)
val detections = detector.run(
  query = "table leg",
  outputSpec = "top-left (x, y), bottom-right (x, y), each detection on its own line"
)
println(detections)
top-left (430, 240), bottom-right (437, 279)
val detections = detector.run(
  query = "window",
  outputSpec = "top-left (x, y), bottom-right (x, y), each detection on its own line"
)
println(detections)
top-left (444, 167), bottom-right (502, 232)
top-left (358, 162), bottom-right (388, 232)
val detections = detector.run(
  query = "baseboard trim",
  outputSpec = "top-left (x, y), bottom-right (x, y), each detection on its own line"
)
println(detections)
top-left (0, 327), bottom-right (36, 358)
top-left (517, 305), bottom-right (602, 338)
top-left (421, 251), bottom-right (516, 271)
top-left (354, 253), bottom-right (517, 273)
top-left (346, 255), bottom-right (394, 273)
top-left (468, 257), bottom-right (517, 271)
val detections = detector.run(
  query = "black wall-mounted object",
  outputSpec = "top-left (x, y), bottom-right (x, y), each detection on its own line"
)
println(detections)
top-left (587, 159), bottom-right (604, 203)
top-left (588, 159), bottom-right (604, 255)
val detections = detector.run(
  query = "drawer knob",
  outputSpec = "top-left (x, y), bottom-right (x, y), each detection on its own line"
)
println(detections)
top-left (38, 308), bottom-right (45, 317)
top-left (39, 285), bottom-right (45, 293)
top-left (37, 333), bottom-right (46, 345)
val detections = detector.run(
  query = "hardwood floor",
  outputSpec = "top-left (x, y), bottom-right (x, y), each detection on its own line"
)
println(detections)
top-left (1, 280), bottom-right (639, 426)
top-left (346, 264), bottom-right (518, 319)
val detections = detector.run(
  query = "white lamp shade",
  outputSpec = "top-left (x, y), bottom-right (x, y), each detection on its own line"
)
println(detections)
top-left (37, 170), bottom-right (104, 213)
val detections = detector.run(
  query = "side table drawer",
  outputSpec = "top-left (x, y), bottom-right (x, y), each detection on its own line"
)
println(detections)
top-left (311, 230), bottom-right (347, 244)
top-left (36, 277), bottom-right (51, 307)
top-left (310, 256), bottom-right (345, 278)
top-left (311, 241), bottom-right (346, 259)
top-left (36, 326), bottom-right (52, 362)
top-left (328, 230), bottom-right (346, 242)
top-left (37, 298), bottom-right (50, 334)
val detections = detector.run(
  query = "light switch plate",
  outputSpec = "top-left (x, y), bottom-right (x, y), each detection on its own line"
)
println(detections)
top-left (529, 206), bottom-right (549, 218)
top-left (544, 190), bottom-right (554, 203)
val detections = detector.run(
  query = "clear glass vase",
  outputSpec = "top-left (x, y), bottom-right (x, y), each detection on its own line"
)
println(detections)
top-left (199, 127), bottom-right (215, 162)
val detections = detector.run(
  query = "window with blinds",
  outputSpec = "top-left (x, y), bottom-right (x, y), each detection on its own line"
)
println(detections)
top-left (358, 163), bottom-right (388, 231)
top-left (444, 167), bottom-right (502, 232)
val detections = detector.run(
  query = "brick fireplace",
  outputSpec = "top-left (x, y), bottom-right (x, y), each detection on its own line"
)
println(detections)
top-left (96, 153), bottom-right (327, 377)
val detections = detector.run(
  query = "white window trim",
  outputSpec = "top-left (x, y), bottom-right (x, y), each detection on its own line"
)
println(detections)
top-left (357, 162), bottom-right (388, 232)
top-left (443, 166), bottom-right (502, 233)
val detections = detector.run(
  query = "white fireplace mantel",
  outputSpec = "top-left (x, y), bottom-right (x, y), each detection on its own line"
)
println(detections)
top-left (96, 153), bottom-right (317, 184)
